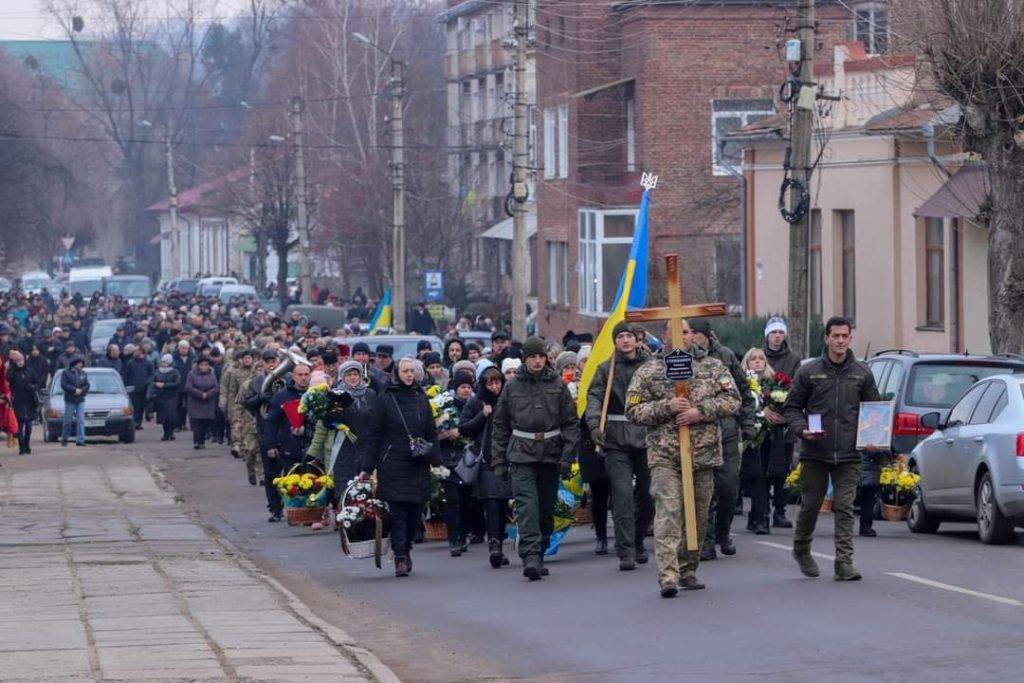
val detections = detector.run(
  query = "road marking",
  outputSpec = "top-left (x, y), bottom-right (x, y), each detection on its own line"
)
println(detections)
top-left (886, 572), bottom-right (1024, 608)
top-left (754, 541), bottom-right (1023, 607)
top-left (755, 540), bottom-right (835, 561)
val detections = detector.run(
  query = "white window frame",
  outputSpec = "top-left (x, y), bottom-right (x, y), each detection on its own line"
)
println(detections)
top-left (626, 97), bottom-right (636, 172)
top-left (711, 99), bottom-right (774, 176)
top-left (547, 241), bottom-right (569, 304)
top-left (577, 207), bottom-right (639, 315)
top-left (543, 108), bottom-right (555, 179)
top-left (853, 2), bottom-right (889, 55)
top-left (557, 104), bottom-right (569, 179)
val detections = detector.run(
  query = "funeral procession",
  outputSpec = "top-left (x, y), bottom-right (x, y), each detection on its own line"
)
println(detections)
top-left (1, 0), bottom-right (1023, 681)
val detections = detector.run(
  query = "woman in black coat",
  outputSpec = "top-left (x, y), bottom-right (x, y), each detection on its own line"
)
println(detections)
top-left (152, 354), bottom-right (182, 441)
top-left (458, 363), bottom-right (511, 568)
top-left (7, 350), bottom-right (40, 455)
top-left (361, 357), bottom-right (439, 577)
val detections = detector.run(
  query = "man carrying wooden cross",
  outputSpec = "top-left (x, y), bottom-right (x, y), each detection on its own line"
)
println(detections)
top-left (626, 318), bottom-right (741, 598)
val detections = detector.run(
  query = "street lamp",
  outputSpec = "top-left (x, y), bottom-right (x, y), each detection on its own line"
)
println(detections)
top-left (353, 31), bottom-right (406, 333)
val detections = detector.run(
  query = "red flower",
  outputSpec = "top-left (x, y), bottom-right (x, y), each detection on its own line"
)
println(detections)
top-left (774, 372), bottom-right (793, 388)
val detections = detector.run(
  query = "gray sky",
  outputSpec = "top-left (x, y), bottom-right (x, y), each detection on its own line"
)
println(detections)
top-left (0, 0), bottom-right (255, 41)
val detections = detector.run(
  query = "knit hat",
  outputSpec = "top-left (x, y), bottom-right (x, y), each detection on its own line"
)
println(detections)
top-left (160, 354), bottom-right (173, 366)
top-left (475, 358), bottom-right (496, 381)
top-left (521, 336), bottom-right (546, 358)
top-left (764, 316), bottom-right (788, 339)
top-left (577, 345), bottom-right (592, 364)
top-left (417, 340), bottom-right (432, 353)
top-left (501, 358), bottom-right (522, 373)
top-left (351, 341), bottom-right (371, 355)
top-left (261, 348), bottom-right (278, 361)
top-left (451, 359), bottom-right (476, 377)
top-left (339, 360), bottom-right (363, 377)
top-left (422, 351), bottom-right (442, 368)
top-left (612, 321), bottom-right (636, 340)
top-left (555, 350), bottom-right (578, 373)
top-left (689, 318), bottom-right (712, 338)
top-left (451, 371), bottom-right (475, 390)
top-left (375, 344), bottom-right (394, 357)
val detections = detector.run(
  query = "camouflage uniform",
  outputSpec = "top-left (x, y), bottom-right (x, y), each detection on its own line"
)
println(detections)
top-left (626, 347), bottom-right (741, 589)
top-left (220, 361), bottom-right (253, 456)
top-left (233, 376), bottom-right (263, 482)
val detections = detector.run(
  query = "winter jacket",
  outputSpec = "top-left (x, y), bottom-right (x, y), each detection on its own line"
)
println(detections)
top-left (93, 353), bottom-right (124, 379)
top-left (8, 364), bottom-right (40, 418)
top-left (172, 352), bottom-right (195, 394)
top-left (361, 378), bottom-right (439, 504)
top-left (152, 367), bottom-right (181, 426)
top-left (706, 339), bottom-right (757, 442)
top-left (262, 381), bottom-right (306, 460)
top-left (123, 357), bottom-right (155, 394)
top-left (783, 350), bottom-right (881, 465)
top-left (185, 368), bottom-right (219, 420)
top-left (459, 383), bottom-right (512, 499)
top-left (491, 364), bottom-right (579, 472)
top-left (306, 386), bottom-right (377, 487)
top-left (584, 349), bottom-right (651, 451)
top-left (60, 367), bottom-right (90, 404)
top-left (764, 340), bottom-right (801, 380)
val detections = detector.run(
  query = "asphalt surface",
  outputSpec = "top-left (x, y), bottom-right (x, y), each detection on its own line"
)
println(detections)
top-left (127, 426), bottom-right (1024, 683)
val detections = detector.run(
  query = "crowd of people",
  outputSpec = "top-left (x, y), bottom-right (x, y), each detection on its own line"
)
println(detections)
top-left (0, 282), bottom-right (881, 597)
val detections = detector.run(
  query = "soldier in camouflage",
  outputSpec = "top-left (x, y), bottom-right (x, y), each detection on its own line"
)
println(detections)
top-left (220, 348), bottom-right (255, 462)
top-left (626, 320), bottom-right (741, 598)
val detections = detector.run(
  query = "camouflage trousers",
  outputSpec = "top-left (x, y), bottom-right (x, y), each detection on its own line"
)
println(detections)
top-left (649, 462), bottom-right (714, 588)
top-left (232, 413), bottom-right (263, 482)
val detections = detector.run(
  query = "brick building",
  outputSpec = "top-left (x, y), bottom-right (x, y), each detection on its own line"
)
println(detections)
top-left (439, 0), bottom-right (538, 305)
top-left (532, 0), bottom-right (883, 336)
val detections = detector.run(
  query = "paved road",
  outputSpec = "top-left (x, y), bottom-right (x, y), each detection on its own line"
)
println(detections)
top-left (143, 428), bottom-right (1024, 682)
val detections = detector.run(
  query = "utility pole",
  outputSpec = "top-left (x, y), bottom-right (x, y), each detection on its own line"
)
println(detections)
top-left (390, 59), bottom-right (407, 333)
top-left (163, 127), bottom-right (180, 278)
top-left (785, 0), bottom-right (816, 357)
top-left (290, 96), bottom-right (313, 305)
top-left (510, 0), bottom-right (530, 341)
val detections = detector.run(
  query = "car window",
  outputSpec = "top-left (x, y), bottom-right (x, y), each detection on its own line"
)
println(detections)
top-left (906, 363), bottom-right (1024, 408)
top-left (882, 362), bottom-right (904, 402)
top-left (987, 387), bottom-right (1009, 423)
top-left (870, 361), bottom-right (891, 396)
top-left (51, 371), bottom-right (124, 394)
top-left (968, 382), bottom-right (1002, 425)
top-left (947, 383), bottom-right (988, 427)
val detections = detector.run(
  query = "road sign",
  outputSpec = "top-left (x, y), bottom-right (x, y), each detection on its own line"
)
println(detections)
top-left (60, 235), bottom-right (75, 251)
top-left (664, 348), bottom-right (695, 381)
top-left (424, 271), bottom-right (444, 302)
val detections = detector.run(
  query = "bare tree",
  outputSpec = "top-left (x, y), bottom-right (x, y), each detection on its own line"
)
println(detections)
top-left (899, 0), bottom-right (1024, 352)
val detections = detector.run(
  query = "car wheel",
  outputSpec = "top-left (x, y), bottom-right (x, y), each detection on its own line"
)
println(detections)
top-left (976, 471), bottom-right (1014, 545)
top-left (906, 491), bottom-right (940, 534)
top-left (119, 426), bottom-right (136, 444)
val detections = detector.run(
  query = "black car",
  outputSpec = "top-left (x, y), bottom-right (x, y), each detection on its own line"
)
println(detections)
top-left (867, 351), bottom-right (1024, 455)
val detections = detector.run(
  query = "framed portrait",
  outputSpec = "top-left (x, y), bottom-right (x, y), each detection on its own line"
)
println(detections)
top-left (855, 401), bottom-right (894, 450)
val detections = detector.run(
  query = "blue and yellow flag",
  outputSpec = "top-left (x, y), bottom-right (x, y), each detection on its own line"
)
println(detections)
top-left (576, 188), bottom-right (650, 417)
top-left (368, 288), bottom-right (392, 332)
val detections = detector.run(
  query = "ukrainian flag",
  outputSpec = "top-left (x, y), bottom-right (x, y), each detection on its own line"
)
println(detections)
top-left (576, 188), bottom-right (650, 417)
top-left (368, 288), bottom-right (392, 332)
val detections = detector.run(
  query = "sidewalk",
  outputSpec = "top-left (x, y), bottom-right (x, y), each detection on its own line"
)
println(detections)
top-left (0, 449), bottom-right (394, 682)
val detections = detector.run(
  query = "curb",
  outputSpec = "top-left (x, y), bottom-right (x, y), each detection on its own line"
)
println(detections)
top-left (139, 453), bottom-right (401, 683)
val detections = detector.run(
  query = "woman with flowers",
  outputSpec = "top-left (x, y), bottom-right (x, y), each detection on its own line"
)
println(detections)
top-left (740, 348), bottom-right (794, 534)
top-left (458, 361), bottom-right (512, 568)
top-left (437, 371), bottom-right (476, 556)
top-left (361, 357), bottom-right (439, 577)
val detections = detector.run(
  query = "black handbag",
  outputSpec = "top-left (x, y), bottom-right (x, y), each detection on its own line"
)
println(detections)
top-left (391, 394), bottom-right (432, 460)
top-left (455, 441), bottom-right (482, 485)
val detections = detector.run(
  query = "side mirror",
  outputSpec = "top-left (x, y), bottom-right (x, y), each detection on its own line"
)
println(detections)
top-left (920, 412), bottom-right (943, 430)
top-left (126, 385), bottom-right (135, 393)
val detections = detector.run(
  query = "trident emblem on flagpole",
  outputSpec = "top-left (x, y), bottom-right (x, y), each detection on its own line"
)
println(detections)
top-left (640, 172), bottom-right (658, 191)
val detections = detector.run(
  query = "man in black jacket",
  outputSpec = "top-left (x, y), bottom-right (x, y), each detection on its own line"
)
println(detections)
top-left (262, 362), bottom-right (312, 473)
top-left (690, 319), bottom-right (757, 560)
top-left (245, 349), bottom-right (283, 520)
top-left (783, 316), bottom-right (880, 582)
top-left (123, 345), bottom-right (154, 429)
top-left (492, 336), bottom-right (579, 581)
top-left (60, 356), bottom-right (90, 447)
top-left (408, 302), bottom-right (436, 335)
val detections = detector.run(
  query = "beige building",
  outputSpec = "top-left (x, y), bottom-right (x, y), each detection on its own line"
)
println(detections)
top-left (734, 42), bottom-right (991, 356)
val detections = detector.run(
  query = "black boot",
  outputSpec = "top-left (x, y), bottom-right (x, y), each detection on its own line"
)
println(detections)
top-left (523, 555), bottom-right (542, 581)
top-left (450, 541), bottom-right (463, 557)
top-left (772, 511), bottom-right (793, 528)
top-left (595, 538), bottom-right (608, 555)
top-left (489, 539), bottom-right (503, 568)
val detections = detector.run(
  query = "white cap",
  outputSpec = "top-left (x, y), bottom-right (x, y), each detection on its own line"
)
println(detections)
top-left (501, 358), bottom-right (522, 373)
top-left (764, 316), bottom-right (788, 338)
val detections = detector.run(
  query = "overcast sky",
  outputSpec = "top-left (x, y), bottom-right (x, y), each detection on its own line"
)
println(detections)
top-left (0, 0), bottom-right (255, 41)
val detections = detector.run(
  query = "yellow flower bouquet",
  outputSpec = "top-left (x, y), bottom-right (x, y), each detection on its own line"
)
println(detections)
top-left (879, 464), bottom-right (919, 506)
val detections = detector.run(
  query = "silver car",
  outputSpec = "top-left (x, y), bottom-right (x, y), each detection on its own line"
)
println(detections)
top-left (42, 368), bottom-right (136, 444)
top-left (908, 374), bottom-right (1024, 544)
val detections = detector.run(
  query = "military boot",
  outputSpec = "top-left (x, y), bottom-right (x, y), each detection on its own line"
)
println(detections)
top-left (523, 555), bottom-right (542, 581)
top-left (700, 542), bottom-right (717, 561)
top-left (792, 549), bottom-right (820, 578)
top-left (619, 552), bottom-right (636, 572)
top-left (488, 540), bottom-right (503, 569)
top-left (834, 562), bottom-right (862, 581)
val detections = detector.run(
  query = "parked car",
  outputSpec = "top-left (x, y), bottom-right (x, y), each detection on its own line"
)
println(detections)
top-left (167, 279), bottom-right (199, 296)
top-left (90, 317), bottom-right (127, 357)
top-left (42, 368), bottom-right (135, 443)
top-left (20, 270), bottom-right (55, 294)
top-left (103, 275), bottom-right (151, 305)
top-left (456, 330), bottom-right (493, 349)
top-left (0, 277), bottom-right (11, 293)
top-left (217, 284), bottom-right (258, 304)
top-left (866, 351), bottom-right (1024, 455)
top-left (198, 276), bottom-right (237, 297)
top-left (343, 334), bottom-right (443, 360)
top-left (285, 304), bottom-right (351, 333)
top-left (907, 374), bottom-right (1024, 544)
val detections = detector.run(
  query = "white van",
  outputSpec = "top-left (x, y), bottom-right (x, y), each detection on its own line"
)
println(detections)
top-left (68, 266), bottom-right (113, 298)
top-left (197, 276), bottom-right (238, 297)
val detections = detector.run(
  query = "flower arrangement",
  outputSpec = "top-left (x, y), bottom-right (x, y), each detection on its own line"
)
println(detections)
top-left (272, 472), bottom-right (334, 508)
top-left (748, 371), bottom-right (794, 448)
top-left (336, 479), bottom-right (388, 542)
top-left (879, 464), bottom-right (920, 506)
top-left (429, 390), bottom-right (461, 432)
top-left (785, 463), bottom-right (802, 496)
top-left (298, 383), bottom-right (331, 420)
top-left (427, 467), bottom-right (448, 520)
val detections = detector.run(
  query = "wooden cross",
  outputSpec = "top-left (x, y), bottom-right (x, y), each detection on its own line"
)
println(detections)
top-left (626, 253), bottom-right (728, 551)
